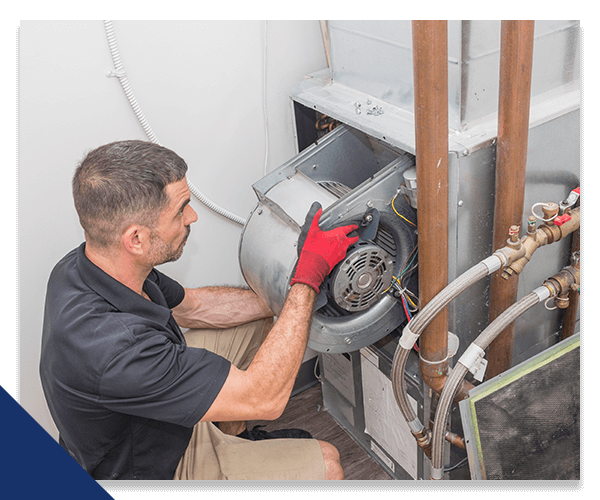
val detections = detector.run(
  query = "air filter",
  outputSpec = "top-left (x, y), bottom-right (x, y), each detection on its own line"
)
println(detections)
top-left (459, 333), bottom-right (580, 480)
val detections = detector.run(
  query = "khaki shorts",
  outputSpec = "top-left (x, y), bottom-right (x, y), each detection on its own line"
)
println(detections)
top-left (173, 319), bottom-right (326, 480)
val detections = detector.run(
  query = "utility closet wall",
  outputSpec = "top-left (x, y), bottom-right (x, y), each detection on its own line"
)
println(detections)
top-left (18, 20), bottom-right (327, 439)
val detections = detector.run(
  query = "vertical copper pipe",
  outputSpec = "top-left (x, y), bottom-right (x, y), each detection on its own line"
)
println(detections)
top-left (486, 21), bottom-right (535, 378)
top-left (412, 21), bottom-right (450, 390)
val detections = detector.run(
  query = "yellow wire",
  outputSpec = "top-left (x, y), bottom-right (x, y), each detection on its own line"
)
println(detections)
top-left (405, 293), bottom-right (418, 309)
top-left (392, 193), bottom-right (417, 227)
top-left (385, 275), bottom-right (417, 307)
top-left (384, 276), bottom-right (401, 294)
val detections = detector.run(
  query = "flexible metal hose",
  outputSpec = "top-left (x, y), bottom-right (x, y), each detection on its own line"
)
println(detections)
top-left (429, 289), bottom-right (547, 479)
top-left (392, 257), bottom-right (502, 425)
top-left (391, 346), bottom-right (416, 424)
top-left (430, 363), bottom-right (469, 477)
top-left (405, 261), bottom-right (493, 338)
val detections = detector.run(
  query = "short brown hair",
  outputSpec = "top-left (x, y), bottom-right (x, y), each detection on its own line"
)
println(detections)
top-left (72, 140), bottom-right (188, 248)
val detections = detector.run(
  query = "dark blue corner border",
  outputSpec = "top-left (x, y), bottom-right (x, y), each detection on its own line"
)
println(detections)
top-left (0, 385), bottom-right (114, 499)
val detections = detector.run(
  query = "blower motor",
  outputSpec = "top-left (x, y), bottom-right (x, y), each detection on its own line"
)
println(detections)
top-left (239, 125), bottom-right (418, 353)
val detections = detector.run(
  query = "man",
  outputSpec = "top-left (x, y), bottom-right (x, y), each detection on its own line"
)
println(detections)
top-left (39, 140), bottom-right (358, 480)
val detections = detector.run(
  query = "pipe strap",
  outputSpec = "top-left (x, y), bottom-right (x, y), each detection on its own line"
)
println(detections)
top-left (430, 467), bottom-right (444, 480)
top-left (408, 418), bottom-right (423, 434)
top-left (532, 285), bottom-right (552, 302)
top-left (458, 343), bottom-right (485, 373)
top-left (399, 323), bottom-right (419, 350)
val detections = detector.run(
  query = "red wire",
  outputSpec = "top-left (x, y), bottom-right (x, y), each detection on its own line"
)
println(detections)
top-left (401, 295), bottom-right (419, 352)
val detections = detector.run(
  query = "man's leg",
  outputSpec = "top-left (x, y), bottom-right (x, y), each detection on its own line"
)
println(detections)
top-left (220, 317), bottom-right (274, 436)
top-left (177, 319), bottom-right (342, 480)
top-left (319, 440), bottom-right (344, 480)
top-left (217, 420), bottom-right (246, 436)
top-left (183, 318), bottom-right (270, 436)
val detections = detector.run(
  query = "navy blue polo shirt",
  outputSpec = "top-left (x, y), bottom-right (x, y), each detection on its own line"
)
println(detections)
top-left (39, 243), bottom-right (231, 479)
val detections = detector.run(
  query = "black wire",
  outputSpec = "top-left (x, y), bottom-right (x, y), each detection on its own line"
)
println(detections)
top-left (444, 456), bottom-right (468, 473)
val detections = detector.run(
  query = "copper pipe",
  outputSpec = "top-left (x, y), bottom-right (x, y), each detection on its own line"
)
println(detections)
top-left (412, 20), bottom-right (450, 391)
top-left (486, 20), bottom-right (535, 379)
top-left (445, 431), bottom-right (466, 450)
top-left (425, 373), bottom-right (473, 402)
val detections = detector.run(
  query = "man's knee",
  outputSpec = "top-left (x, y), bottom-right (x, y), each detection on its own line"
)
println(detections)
top-left (318, 440), bottom-right (344, 480)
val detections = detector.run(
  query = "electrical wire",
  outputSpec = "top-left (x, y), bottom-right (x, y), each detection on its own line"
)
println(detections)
top-left (386, 244), bottom-right (420, 353)
top-left (400, 294), bottom-right (412, 320)
top-left (391, 192), bottom-right (417, 227)
top-left (444, 456), bottom-right (468, 473)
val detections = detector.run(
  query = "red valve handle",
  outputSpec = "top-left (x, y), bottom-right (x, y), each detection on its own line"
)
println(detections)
top-left (554, 214), bottom-right (572, 226)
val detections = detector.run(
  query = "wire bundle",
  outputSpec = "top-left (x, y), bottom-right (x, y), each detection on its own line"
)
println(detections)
top-left (386, 245), bottom-right (420, 349)
top-left (386, 191), bottom-right (420, 344)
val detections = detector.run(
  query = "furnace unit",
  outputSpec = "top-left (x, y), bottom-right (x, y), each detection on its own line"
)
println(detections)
top-left (238, 21), bottom-right (580, 480)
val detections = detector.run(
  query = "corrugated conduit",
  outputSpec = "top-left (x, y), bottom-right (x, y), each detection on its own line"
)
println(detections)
top-left (103, 20), bottom-right (246, 226)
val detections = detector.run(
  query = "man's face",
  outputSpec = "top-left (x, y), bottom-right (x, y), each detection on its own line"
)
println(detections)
top-left (147, 177), bottom-right (198, 267)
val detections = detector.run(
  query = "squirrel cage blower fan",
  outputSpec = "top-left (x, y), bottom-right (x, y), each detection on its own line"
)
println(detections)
top-left (239, 125), bottom-right (418, 353)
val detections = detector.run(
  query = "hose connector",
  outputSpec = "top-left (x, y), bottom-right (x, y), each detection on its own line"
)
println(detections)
top-left (411, 427), bottom-right (432, 459)
top-left (543, 265), bottom-right (580, 310)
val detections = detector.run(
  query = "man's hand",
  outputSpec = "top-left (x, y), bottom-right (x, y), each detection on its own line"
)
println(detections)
top-left (290, 202), bottom-right (359, 293)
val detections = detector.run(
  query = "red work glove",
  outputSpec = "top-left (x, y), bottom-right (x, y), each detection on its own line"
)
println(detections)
top-left (290, 202), bottom-right (359, 293)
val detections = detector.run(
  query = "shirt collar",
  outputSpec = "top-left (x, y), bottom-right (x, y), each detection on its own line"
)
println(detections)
top-left (75, 242), bottom-right (172, 328)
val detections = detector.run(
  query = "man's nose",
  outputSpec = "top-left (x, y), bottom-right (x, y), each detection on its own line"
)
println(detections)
top-left (185, 204), bottom-right (198, 225)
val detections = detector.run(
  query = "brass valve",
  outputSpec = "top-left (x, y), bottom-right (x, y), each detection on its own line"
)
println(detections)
top-left (542, 202), bottom-right (559, 224)
top-left (544, 265), bottom-right (580, 310)
top-left (496, 207), bottom-right (580, 281)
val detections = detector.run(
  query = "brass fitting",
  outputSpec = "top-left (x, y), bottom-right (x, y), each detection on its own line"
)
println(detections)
top-left (411, 428), bottom-right (432, 459)
top-left (526, 215), bottom-right (537, 235)
top-left (544, 265), bottom-right (580, 310)
top-left (497, 207), bottom-right (580, 280)
top-left (508, 225), bottom-right (521, 245)
top-left (500, 231), bottom-right (547, 279)
top-left (542, 202), bottom-right (560, 223)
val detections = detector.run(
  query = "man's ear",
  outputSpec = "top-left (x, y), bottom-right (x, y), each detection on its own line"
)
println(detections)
top-left (121, 224), bottom-right (150, 256)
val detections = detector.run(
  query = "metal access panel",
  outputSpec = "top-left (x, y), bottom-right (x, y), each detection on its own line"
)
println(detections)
top-left (459, 333), bottom-right (580, 480)
top-left (319, 331), bottom-right (425, 480)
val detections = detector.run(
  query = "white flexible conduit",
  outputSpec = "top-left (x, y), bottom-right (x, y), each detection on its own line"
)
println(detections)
top-left (103, 20), bottom-right (247, 226)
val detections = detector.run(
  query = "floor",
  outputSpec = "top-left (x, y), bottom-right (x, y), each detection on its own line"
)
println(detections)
top-left (248, 382), bottom-right (392, 481)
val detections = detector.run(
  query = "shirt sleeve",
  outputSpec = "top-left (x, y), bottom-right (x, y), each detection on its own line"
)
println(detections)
top-left (147, 269), bottom-right (185, 309)
top-left (98, 329), bottom-right (231, 428)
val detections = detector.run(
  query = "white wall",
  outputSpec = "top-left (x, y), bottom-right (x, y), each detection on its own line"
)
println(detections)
top-left (19, 20), bottom-right (327, 439)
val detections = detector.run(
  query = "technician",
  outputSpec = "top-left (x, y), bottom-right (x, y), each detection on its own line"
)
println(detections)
top-left (39, 140), bottom-right (358, 480)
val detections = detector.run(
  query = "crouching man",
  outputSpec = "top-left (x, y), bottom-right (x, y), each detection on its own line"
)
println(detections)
top-left (40, 140), bottom-right (358, 480)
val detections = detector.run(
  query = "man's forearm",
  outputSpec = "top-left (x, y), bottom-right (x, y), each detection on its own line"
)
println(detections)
top-left (245, 283), bottom-right (316, 411)
top-left (172, 286), bottom-right (273, 329)
top-left (198, 283), bottom-right (317, 423)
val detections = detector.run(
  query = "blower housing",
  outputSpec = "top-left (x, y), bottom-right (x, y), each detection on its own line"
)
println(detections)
top-left (239, 124), bottom-right (418, 353)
